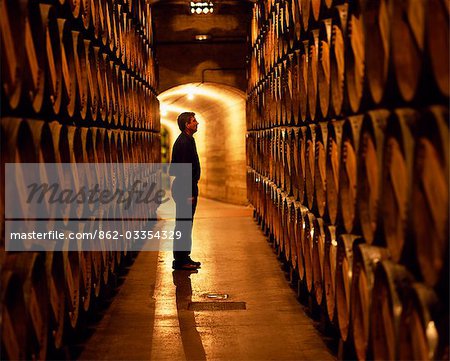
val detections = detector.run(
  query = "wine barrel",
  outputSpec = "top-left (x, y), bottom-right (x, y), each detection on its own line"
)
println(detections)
top-left (291, 0), bottom-right (302, 44)
top-left (41, 4), bottom-right (63, 115)
top-left (69, 0), bottom-right (81, 19)
top-left (312, 217), bottom-right (326, 305)
top-left (81, 0), bottom-right (91, 30)
top-left (398, 283), bottom-right (441, 360)
top-left (1, 270), bottom-right (28, 360)
top-left (103, 54), bottom-right (113, 124)
top-left (371, 260), bottom-right (414, 360)
top-left (305, 124), bottom-right (316, 210)
top-left (364, 0), bottom-right (391, 104)
top-left (357, 109), bottom-right (390, 244)
top-left (335, 234), bottom-right (362, 341)
top-left (287, 129), bottom-right (297, 199)
top-left (301, 0), bottom-right (311, 31)
top-left (60, 240), bottom-right (80, 332)
top-left (24, 1), bottom-right (46, 114)
top-left (3, 253), bottom-right (49, 360)
top-left (391, 0), bottom-right (426, 102)
top-left (283, 59), bottom-right (293, 125)
top-left (303, 212), bottom-right (316, 293)
top-left (381, 108), bottom-right (418, 262)
top-left (326, 119), bottom-right (344, 225)
top-left (1, 0), bottom-right (26, 110)
top-left (314, 122), bottom-right (328, 218)
top-left (299, 41), bottom-right (309, 122)
top-left (350, 244), bottom-right (390, 360)
top-left (295, 203), bottom-right (308, 281)
top-left (72, 31), bottom-right (88, 119)
top-left (284, 129), bottom-right (292, 195)
top-left (48, 122), bottom-right (80, 222)
top-left (26, 120), bottom-right (57, 231)
top-left (318, 18), bottom-right (333, 119)
top-left (116, 65), bottom-right (125, 126)
top-left (330, 4), bottom-right (347, 117)
top-left (94, 46), bottom-right (107, 122)
top-left (345, 0), bottom-right (365, 114)
top-left (1, 119), bottom-right (38, 236)
top-left (290, 51), bottom-right (300, 126)
top-left (297, 126), bottom-right (307, 203)
top-left (58, 19), bottom-right (77, 118)
top-left (84, 39), bottom-right (99, 121)
top-left (426, 0), bottom-right (449, 97)
top-left (411, 106), bottom-right (449, 288)
top-left (323, 224), bottom-right (338, 322)
top-left (339, 115), bottom-right (363, 233)
top-left (282, 196), bottom-right (292, 263)
top-left (45, 252), bottom-right (65, 349)
top-left (307, 29), bottom-right (320, 121)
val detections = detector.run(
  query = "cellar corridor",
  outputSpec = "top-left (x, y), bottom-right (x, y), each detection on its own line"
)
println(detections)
top-left (79, 197), bottom-right (335, 360)
top-left (1, 0), bottom-right (449, 359)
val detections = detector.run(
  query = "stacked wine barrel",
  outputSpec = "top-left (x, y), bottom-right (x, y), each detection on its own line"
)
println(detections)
top-left (247, 0), bottom-right (449, 359)
top-left (1, 0), bottom-right (160, 359)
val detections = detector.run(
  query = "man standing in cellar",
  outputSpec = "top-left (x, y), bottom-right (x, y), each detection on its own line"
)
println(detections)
top-left (169, 112), bottom-right (202, 270)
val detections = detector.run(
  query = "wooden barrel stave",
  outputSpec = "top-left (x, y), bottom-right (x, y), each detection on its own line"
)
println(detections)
top-left (303, 212), bottom-right (316, 293)
top-left (318, 18), bottom-right (333, 119)
top-left (391, 0), bottom-right (426, 102)
top-left (323, 224), bottom-right (338, 322)
top-left (339, 115), bottom-right (363, 233)
top-left (314, 122), bottom-right (328, 218)
top-left (398, 283), bottom-right (441, 360)
top-left (330, 4), bottom-right (347, 117)
top-left (1, 270), bottom-right (28, 360)
top-left (0, 0), bottom-right (26, 110)
top-left (350, 243), bottom-right (390, 360)
top-left (345, 0), bottom-right (365, 114)
top-left (364, 0), bottom-right (392, 104)
top-left (381, 108), bottom-right (418, 262)
top-left (336, 233), bottom-right (362, 341)
top-left (370, 260), bottom-right (414, 360)
top-left (305, 124), bottom-right (316, 210)
top-left (357, 109), bottom-right (389, 244)
top-left (426, 0), bottom-right (449, 97)
top-left (312, 217), bottom-right (325, 305)
top-left (307, 29), bottom-right (320, 121)
top-left (326, 119), bottom-right (344, 225)
top-left (411, 106), bottom-right (449, 288)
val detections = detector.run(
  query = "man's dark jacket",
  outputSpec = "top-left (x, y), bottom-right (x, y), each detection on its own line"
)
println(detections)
top-left (169, 132), bottom-right (201, 197)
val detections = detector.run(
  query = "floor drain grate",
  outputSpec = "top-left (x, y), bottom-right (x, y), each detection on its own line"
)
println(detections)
top-left (203, 293), bottom-right (229, 300)
top-left (188, 302), bottom-right (246, 311)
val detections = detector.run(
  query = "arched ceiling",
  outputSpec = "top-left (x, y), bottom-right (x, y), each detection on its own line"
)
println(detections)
top-left (158, 82), bottom-right (245, 145)
top-left (152, 1), bottom-right (252, 92)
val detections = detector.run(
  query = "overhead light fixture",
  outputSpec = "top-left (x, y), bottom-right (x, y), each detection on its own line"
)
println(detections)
top-left (190, 1), bottom-right (214, 15)
top-left (195, 34), bottom-right (211, 41)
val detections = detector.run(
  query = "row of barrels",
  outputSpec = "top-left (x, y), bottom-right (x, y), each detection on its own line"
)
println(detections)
top-left (1, 245), bottom-right (138, 359)
top-left (0, 117), bottom-right (161, 359)
top-left (246, 106), bottom-right (449, 292)
top-left (247, 0), bottom-right (449, 127)
top-left (248, 174), bottom-right (448, 360)
top-left (1, 0), bottom-right (159, 128)
top-left (60, 0), bottom-right (154, 47)
top-left (1, 118), bottom-right (161, 235)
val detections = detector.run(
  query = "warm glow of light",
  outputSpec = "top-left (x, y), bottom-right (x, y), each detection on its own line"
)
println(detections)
top-left (160, 104), bottom-right (168, 116)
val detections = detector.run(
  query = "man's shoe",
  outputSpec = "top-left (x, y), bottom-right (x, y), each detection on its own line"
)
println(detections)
top-left (188, 258), bottom-right (201, 267)
top-left (172, 261), bottom-right (199, 270)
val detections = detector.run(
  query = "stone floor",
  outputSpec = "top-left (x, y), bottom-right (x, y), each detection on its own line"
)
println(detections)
top-left (79, 197), bottom-right (336, 360)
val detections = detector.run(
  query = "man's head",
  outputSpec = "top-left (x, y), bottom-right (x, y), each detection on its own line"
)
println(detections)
top-left (177, 112), bottom-right (198, 135)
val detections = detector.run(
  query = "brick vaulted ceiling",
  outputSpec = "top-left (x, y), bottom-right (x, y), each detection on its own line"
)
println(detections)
top-left (151, 0), bottom-right (253, 92)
